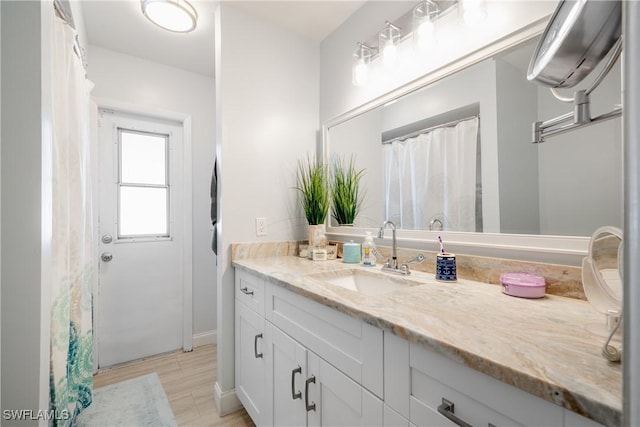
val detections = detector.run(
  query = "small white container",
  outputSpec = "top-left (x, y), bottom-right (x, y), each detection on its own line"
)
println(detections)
top-left (312, 248), bottom-right (327, 261)
top-left (362, 231), bottom-right (376, 267)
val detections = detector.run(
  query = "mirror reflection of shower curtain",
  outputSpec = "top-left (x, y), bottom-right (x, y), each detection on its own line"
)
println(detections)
top-left (383, 117), bottom-right (479, 231)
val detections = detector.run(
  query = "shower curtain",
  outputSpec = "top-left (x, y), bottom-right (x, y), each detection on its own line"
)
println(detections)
top-left (383, 117), bottom-right (479, 231)
top-left (49, 11), bottom-right (94, 425)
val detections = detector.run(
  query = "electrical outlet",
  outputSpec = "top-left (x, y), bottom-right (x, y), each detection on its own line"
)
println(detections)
top-left (256, 217), bottom-right (267, 236)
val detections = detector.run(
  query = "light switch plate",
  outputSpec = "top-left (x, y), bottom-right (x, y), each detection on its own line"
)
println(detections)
top-left (256, 217), bottom-right (267, 236)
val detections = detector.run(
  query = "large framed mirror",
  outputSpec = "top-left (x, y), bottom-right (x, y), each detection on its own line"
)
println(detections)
top-left (323, 23), bottom-right (622, 264)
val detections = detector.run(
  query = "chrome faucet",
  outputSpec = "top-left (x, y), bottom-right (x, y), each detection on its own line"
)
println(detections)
top-left (429, 218), bottom-right (443, 231)
top-left (378, 220), bottom-right (425, 275)
top-left (378, 220), bottom-right (398, 270)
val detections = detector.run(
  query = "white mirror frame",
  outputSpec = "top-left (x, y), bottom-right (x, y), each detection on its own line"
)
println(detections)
top-left (323, 17), bottom-right (591, 267)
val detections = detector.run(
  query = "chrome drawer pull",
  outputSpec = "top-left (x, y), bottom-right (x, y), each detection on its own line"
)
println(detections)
top-left (305, 375), bottom-right (316, 412)
top-left (291, 366), bottom-right (302, 400)
top-left (254, 333), bottom-right (263, 358)
top-left (240, 286), bottom-right (254, 296)
top-left (437, 398), bottom-right (473, 427)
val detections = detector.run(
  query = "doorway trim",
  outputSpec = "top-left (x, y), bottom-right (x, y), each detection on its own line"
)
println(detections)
top-left (92, 97), bottom-right (194, 370)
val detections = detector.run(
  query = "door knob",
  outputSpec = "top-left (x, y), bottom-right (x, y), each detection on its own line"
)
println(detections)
top-left (101, 252), bottom-right (113, 262)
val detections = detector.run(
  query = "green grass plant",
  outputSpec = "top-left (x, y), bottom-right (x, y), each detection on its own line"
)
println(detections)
top-left (331, 155), bottom-right (365, 226)
top-left (295, 155), bottom-right (330, 225)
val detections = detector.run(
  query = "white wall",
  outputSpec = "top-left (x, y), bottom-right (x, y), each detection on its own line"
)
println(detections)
top-left (495, 58), bottom-right (540, 234)
top-left (214, 2), bottom-right (319, 413)
top-left (537, 62), bottom-right (623, 236)
top-left (87, 46), bottom-right (217, 336)
top-left (1, 1), bottom-right (53, 422)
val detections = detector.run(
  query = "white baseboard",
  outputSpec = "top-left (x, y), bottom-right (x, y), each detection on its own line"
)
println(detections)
top-left (214, 381), bottom-right (243, 416)
top-left (192, 330), bottom-right (217, 347)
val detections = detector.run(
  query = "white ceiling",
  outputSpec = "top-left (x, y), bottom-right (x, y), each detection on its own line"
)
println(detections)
top-left (80, 0), bottom-right (365, 77)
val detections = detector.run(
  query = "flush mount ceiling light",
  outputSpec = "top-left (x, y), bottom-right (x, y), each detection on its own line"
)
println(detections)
top-left (141, 0), bottom-right (198, 33)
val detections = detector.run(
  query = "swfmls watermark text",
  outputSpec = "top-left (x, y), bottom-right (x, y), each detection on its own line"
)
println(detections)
top-left (3, 409), bottom-right (71, 421)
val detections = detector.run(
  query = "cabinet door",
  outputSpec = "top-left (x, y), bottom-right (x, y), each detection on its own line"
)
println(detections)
top-left (235, 300), bottom-right (267, 425)
top-left (307, 351), bottom-right (383, 427)
top-left (268, 324), bottom-right (307, 426)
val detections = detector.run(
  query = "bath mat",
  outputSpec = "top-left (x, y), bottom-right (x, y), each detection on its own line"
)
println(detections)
top-left (76, 372), bottom-right (177, 427)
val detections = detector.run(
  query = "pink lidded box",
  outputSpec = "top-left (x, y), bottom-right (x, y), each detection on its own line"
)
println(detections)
top-left (500, 273), bottom-right (546, 299)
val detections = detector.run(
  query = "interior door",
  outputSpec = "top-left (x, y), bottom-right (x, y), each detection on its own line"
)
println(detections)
top-left (97, 109), bottom-right (184, 367)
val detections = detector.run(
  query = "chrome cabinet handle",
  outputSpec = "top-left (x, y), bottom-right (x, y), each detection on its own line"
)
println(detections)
top-left (291, 366), bottom-right (302, 400)
top-left (240, 286), bottom-right (254, 296)
top-left (254, 333), bottom-right (263, 358)
top-left (437, 398), bottom-right (473, 427)
top-left (305, 375), bottom-right (316, 412)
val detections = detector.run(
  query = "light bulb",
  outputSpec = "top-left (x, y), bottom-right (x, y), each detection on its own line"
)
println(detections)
top-left (413, 1), bottom-right (439, 53)
top-left (382, 42), bottom-right (398, 69)
top-left (353, 60), bottom-right (369, 86)
top-left (461, 0), bottom-right (487, 27)
top-left (352, 43), bottom-right (373, 86)
top-left (379, 22), bottom-right (401, 69)
top-left (415, 20), bottom-right (435, 50)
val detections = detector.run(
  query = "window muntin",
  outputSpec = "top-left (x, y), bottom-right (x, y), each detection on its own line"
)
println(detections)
top-left (117, 128), bottom-right (170, 239)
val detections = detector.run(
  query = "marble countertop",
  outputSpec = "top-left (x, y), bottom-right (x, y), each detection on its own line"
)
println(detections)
top-left (232, 256), bottom-right (622, 426)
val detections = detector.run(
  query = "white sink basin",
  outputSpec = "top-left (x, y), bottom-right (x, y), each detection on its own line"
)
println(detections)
top-left (305, 269), bottom-right (423, 296)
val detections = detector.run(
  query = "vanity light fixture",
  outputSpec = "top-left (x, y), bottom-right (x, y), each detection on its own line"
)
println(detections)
top-left (141, 0), bottom-right (198, 33)
top-left (350, 0), bottom-right (458, 87)
top-left (413, 0), bottom-right (440, 52)
top-left (352, 42), bottom-right (374, 87)
top-left (379, 22), bottom-right (401, 69)
top-left (459, 0), bottom-right (487, 27)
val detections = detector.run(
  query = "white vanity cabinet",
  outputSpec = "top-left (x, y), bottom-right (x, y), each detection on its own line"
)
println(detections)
top-left (267, 323), bottom-right (383, 426)
top-left (235, 267), bottom-right (608, 427)
top-left (235, 271), bottom-right (268, 425)
top-left (383, 331), bottom-right (604, 427)
top-left (235, 269), bottom-right (384, 426)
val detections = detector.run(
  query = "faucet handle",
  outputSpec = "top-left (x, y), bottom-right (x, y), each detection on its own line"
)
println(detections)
top-left (403, 253), bottom-right (425, 265)
top-left (400, 254), bottom-right (425, 274)
top-left (372, 247), bottom-right (386, 261)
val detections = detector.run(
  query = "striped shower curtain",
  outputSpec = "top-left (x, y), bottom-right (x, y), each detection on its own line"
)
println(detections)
top-left (49, 9), bottom-right (95, 426)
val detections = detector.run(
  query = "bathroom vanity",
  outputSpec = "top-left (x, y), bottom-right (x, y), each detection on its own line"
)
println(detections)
top-left (232, 256), bottom-right (620, 427)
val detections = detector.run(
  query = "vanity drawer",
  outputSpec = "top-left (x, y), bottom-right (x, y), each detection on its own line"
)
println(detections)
top-left (410, 368), bottom-right (522, 426)
top-left (235, 269), bottom-right (265, 316)
top-left (409, 344), bottom-right (564, 427)
top-left (266, 283), bottom-right (383, 398)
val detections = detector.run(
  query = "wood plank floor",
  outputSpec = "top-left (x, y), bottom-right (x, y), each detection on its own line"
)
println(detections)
top-left (93, 345), bottom-right (254, 427)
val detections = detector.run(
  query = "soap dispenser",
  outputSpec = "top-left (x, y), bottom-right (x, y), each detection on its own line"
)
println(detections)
top-left (362, 232), bottom-right (376, 267)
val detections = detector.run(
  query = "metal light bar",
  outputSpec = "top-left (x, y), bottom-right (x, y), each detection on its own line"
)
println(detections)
top-left (533, 101), bottom-right (622, 144)
top-left (623, 1), bottom-right (640, 425)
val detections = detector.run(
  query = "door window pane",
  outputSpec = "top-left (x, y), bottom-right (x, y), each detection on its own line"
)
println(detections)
top-left (119, 186), bottom-right (168, 237)
top-left (120, 130), bottom-right (167, 185)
